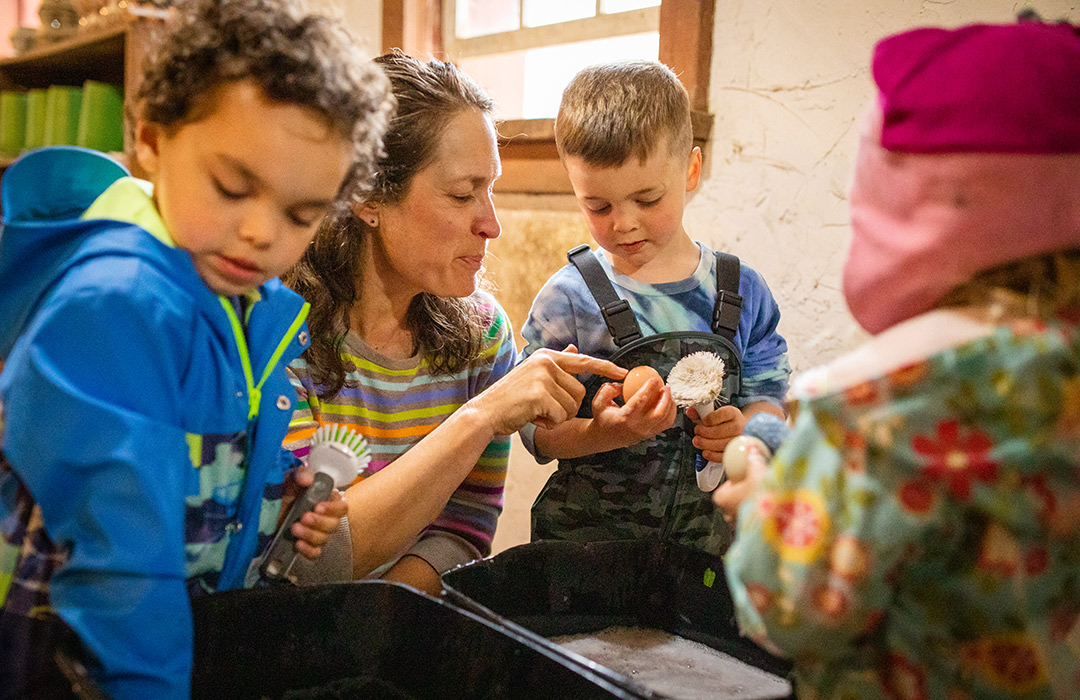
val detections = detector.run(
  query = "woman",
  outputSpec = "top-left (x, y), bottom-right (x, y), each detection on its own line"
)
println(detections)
top-left (284, 52), bottom-right (623, 594)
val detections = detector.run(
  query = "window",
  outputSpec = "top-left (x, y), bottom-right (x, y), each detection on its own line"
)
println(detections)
top-left (448, 0), bottom-right (660, 120)
top-left (382, 0), bottom-right (715, 193)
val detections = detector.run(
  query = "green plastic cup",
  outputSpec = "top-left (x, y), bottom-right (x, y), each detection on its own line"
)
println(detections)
top-left (77, 80), bottom-right (124, 153)
top-left (43, 85), bottom-right (83, 147)
top-left (0, 91), bottom-right (27, 158)
top-left (24, 89), bottom-right (47, 151)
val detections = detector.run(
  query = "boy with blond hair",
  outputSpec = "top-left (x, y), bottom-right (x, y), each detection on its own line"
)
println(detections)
top-left (521, 60), bottom-right (791, 554)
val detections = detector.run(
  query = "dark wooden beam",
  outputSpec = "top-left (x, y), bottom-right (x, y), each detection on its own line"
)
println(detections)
top-left (658, 0), bottom-right (714, 112)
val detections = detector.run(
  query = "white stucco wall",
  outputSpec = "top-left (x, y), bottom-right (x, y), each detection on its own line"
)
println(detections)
top-left (314, 0), bottom-right (382, 58)
top-left (690, 0), bottom-right (1080, 374)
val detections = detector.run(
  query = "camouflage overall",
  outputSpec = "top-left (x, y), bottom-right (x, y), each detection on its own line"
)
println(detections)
top-left (532, 248), bottom-right (743, 556)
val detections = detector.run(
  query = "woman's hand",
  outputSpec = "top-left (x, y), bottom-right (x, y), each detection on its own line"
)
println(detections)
top-left (469, 345), bottom-right (626, 436)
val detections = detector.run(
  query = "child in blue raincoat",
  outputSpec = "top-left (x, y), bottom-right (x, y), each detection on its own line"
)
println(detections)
top-left (0, 1), bottom-right (393, 698)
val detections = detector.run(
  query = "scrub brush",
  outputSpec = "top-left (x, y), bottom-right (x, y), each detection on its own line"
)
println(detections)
top-left (257, 424), bottom-right (370, 584)
top-left (666, 351), bottom-right (727, 492)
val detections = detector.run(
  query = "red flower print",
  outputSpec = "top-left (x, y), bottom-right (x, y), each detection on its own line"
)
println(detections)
top-left (843, 433), bottom-right (868, 473)
top-left (888, 361), bottom-right (929, 389)
top-left (845, 380), bottom-right (880, 406)
top-left (898, 480), bottom-right (935, 515)
top-left (860, 609), bottom-right (885, 636)
top-left (813, 583), bottom-right (850, 619)
top-left (884, 652), bottom-right (928, 700)
top-left (746, 583), bottom-right (773, 614)
top-left (912, 420), bottom-right (998, 500)
top-left (1025, 547), bottom-right (1049, 576)
top-left (1022, 475), bottom-right (1057, 523)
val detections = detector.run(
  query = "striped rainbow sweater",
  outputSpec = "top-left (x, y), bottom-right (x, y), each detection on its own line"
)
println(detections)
top-left (284, 295), bottom-right (516, 574)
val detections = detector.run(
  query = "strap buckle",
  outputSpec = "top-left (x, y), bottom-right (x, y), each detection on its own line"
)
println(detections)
top-left (712, 290), bottom-right (743, 339)
top-left (602, 299), bottom-right (642, 347)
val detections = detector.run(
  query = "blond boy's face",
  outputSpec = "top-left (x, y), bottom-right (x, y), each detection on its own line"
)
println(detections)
top-left (135, 80), bottom-right (352, 296)
top-left (564, 140), bottom-right (701, 276)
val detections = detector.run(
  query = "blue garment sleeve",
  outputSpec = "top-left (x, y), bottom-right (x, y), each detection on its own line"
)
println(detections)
top-left (520, 269), bottom-right (587, 362)
top-left (736, 265), bottom-right (791, 408)
top-left (519, 271), bottom-right (585, 461)
top-left (0, 272), bottom-right (195, 700)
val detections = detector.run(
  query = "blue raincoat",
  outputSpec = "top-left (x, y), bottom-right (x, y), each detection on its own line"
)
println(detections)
top-left (0, 147), bottom-right (310, 700)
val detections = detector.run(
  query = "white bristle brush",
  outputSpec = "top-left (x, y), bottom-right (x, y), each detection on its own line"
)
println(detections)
top-left (257, 424), bottom-right (370, 584)
top-left (666, 351), bottom-right (727, 492)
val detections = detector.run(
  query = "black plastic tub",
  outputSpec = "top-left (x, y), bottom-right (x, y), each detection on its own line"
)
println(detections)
top-left (442, 539), bottom-right (795, 700)
top-left (190, 580), bottom-right (651, 700)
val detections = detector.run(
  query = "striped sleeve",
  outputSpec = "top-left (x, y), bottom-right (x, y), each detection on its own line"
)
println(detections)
top-left (282, 362), bottom-right (321, 462)
top-left (417, 299), bottom-right (516, 569)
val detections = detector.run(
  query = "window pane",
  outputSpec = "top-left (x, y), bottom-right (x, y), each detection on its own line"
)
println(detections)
top-left (456, 0), bottom-right (519, 39)
top-left (521, 32), bottom-right (660, 118)
top-left (600, 0), bottom-right (661, 13)
top-left (522, 0), bottom-right (594, 28)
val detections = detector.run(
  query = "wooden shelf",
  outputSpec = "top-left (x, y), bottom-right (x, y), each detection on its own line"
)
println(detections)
top-left (0, 17), bottom-right (161, 176)
top-left (0, 27), bottom-right (126, 90)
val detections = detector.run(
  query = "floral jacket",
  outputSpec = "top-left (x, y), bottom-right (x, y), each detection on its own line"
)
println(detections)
top-left (726, 310), bottom-right (1080, 700)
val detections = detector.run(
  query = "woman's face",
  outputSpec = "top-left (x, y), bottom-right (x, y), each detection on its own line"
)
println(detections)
top-left (373, 108), bottom-right (502, 300)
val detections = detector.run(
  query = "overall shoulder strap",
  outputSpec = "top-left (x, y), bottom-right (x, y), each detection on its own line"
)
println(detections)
top-left (712, 251), bottom-right (742, 342)
top-left (567, 244), bottom-right (643, 347)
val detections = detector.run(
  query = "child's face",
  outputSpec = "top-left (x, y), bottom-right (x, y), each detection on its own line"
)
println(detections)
top-left (564, 139), bottom-right (701, 275)
top-left (135, 80), bottom-right (353, 296)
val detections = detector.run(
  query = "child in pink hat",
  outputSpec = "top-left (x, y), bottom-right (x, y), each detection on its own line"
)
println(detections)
top-left (715, 19), bottom-right (1080, 699)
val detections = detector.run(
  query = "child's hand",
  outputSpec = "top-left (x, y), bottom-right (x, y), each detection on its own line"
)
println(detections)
top-left (589, 376), bottom-right (677, 450)
top-left (282, 467), bottom-right (349, 560)
top-left (712, 439), bottom-right (769, 525)
top-left (687, 404), bottom-right (747, 462)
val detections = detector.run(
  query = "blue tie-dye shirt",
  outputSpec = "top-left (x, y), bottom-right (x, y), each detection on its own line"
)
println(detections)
top-left (520, 242), bottom-right (791, 457)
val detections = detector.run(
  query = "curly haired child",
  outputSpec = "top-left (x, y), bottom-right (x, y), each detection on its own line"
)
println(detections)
top-left (0, 1), bottom-right (393, 698)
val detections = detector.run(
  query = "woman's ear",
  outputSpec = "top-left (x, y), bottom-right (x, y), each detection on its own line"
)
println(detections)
top-left (354, 201), bottom-right (380, 228)
top-left (133, 120), bottom-right (162, 177)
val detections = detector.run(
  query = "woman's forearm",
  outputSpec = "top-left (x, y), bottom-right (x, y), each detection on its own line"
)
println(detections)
top-left (345, 403), bottom-right (495, 576)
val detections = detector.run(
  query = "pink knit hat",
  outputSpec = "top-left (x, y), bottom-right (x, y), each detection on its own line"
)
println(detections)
top-left (842, 21), bottom-right (1080, 334)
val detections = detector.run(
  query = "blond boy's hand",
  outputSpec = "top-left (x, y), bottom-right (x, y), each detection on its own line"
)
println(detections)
top-left (587, 376), bottom-right (677, 451)
top-left (687, 404), bottom-right (747, 463)
top-left (712, 439), bottom-right (769, 524)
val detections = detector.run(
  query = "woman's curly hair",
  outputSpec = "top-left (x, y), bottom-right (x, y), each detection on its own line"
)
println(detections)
top-left (135, 0), bottom-right (394, 209)
top-left (285, 52), bottom-right (498, 398)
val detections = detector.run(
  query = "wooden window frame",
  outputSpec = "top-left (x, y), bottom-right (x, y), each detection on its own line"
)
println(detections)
top-left (381, 0), bottom-right (714, 194)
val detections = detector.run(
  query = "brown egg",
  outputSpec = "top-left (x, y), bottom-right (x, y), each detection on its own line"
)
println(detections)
top-left (622, 365), bottom-right (663, 401)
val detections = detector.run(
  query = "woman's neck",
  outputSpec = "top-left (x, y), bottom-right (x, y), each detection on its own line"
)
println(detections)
top-left (351, 268), bottom-right (418, 360)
